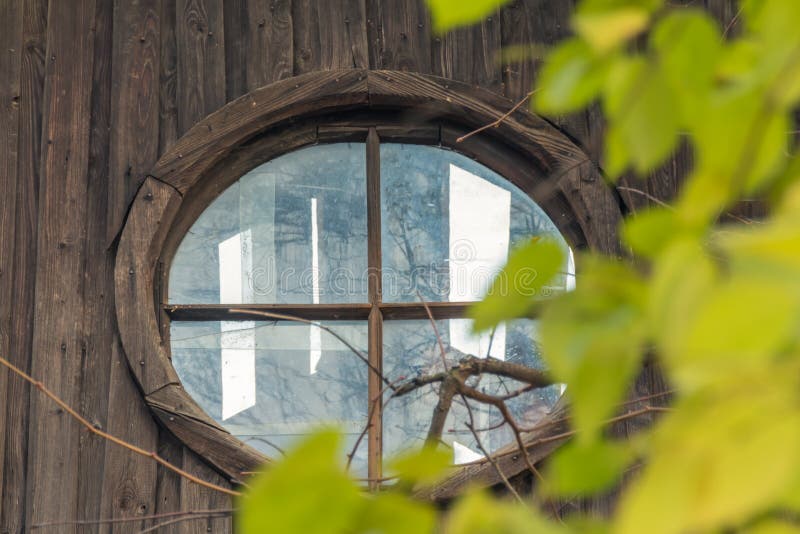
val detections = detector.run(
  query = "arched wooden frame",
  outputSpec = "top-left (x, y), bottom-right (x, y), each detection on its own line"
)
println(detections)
top-left (114, 69), bottom-right (623, 488)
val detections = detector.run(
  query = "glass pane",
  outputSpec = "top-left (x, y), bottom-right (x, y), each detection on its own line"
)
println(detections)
top-left (381, 144), bottom-right (573, 303)
top-left (382, 318), bottom-right (562, 464)
top-left (170, 320), bottom-right (370, 474)
top-left (169, 143), bottom-right (368, 304)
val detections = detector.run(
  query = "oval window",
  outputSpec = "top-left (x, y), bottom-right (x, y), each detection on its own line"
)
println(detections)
top-left (167, 142), bottom-right (574, 477)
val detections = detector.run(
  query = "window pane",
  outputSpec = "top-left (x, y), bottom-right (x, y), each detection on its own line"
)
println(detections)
top-left (169, 143), bottom-right (369, 305)
top-left (170, 320), bottom-right (370, 474)
top-left (381, 144), bottom-right (571, 303)
top-left (382, 318), bottom-right (562, 464)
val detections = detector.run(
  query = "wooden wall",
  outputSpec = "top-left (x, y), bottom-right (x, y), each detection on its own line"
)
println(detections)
top-left (0, 0), bottom-right (740, 532)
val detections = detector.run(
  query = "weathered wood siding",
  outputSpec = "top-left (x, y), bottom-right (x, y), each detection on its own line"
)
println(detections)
top-left (0, 0), bottom-right (740, 531)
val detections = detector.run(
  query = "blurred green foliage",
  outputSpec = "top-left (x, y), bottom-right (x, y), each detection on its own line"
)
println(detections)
top-left (240, 1), bottom-right (800, 532)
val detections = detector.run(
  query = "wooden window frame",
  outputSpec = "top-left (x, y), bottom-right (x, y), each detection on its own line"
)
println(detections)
top-left (114, 70), bottom-right (623, 490)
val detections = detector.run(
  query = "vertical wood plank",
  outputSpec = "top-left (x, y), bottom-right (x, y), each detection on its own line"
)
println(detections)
top-left (432, 13), bottom-right (502, 92)
top-left (0, 0), bottom-right (23, 522)
top-left (24, 0), bottom-right (97, 528)
top-left (223, 0), bottom-right (247, 100)
top-left (292, 0), bottom-right (368, 75)
top-left (1, 1), bottom-right (47, 530)
top-left (98, 342), bottom-right (160, 533)
top-left (75, 0), bottom-right (115, 528)
top-left (176, 0), bottom-right (226, 134)
top-left (159, 0), bottom-right (179, 155)
top-left (178, 451), bottom-right (232, 534)
top-left (106, 0), bottom-right (163, 244)
top-left (245, 0), bottom-right (292, 90)
top-left (500, 0), bottom-right (573, 102)
top-left (153, 429), bottom-right (184, 534)
top-left (370, 0), bottom-right (431, 72)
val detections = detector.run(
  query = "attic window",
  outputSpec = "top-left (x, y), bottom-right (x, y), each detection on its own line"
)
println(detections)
top-left (165, 134), bottom-right (574, 480)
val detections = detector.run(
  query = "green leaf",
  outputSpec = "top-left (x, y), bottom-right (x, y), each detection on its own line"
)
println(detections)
top-left (426, 0), bottom-right (512, 32)
top-left (239, 430), bottom-right (362, 534)
top-left (670, 277), bottom-right (799, 389)
top-left (539, 258), bottom-right (646, 439)
top-left (353, 493), bottom-right (436, 534)
top-left (647, 239), bottom-right (716, 369)
top-left (622, 207), bottom-right (681, 258)
top-left (573, 0), bottom-right (661, 53)
top-left (650, 10), bottom-right (721, 123)
top-left (615, 373), bottom-right (800, 534)
top-left (469, 237), bottom-right (566, 332)
top-left (603, 57), bottom-right (680, 176)
top-left (546, 440), bottom-right (631, 495)
top-left (535, 38), bottom-right (610, 114)
top-left (446, 490), bottom-right (565, 534)
top-left (386, 445), bottom-right (452, 487)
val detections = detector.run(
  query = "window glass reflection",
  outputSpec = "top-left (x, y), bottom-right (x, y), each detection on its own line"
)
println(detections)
top-left (380, 144), bottom-right (571, 303)
top-left (382, 319), bottom-right (561, 464)
top-left (170, 321), bottom-right (370, 474)
top-left (169, 143), bottom-right (369, 305)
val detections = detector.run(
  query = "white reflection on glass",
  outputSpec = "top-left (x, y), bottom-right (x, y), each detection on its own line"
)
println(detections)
top-left (310, 198), bottom-right (322, 374)
top-left (169, 143), bottom-right (368, 305)
top-left (171, 320), bottom-right (369, 474)
top-left (218, 230), bottom-right (256, 420)
top-left (447, 163), bottom-right (510, 361)
top-left (380, 144), bottom-right (572, 303)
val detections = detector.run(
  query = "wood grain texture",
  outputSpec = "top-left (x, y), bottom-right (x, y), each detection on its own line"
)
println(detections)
top-left (293, 0), bottom-right (369, 74)
top-left (246, 0), bottom-right (293, 90)
top-left (159, 0), bottom-right (179, 155)
top-left (223, 0), bottom-right (247, 101)
top-left (106, 0), bottom-right (162, 245)
top-left (114, 177), bottom-right (183, 396)
top-left (153, 428), bottom-right (184, 534)
top-left (1, 1), bottom-right (46, 530)
top-left (97, 342), bottom-right (160, 533)
top-left (500, 0), bottom-right (574, 102)
top-left (0, 0), bottom-right (23, 519)
top-left (176, 0), bottom-right (225, 135)
top-left (74, 0), bottom-right (115, 527)
top-left (178, 450), bottom-right (232, 534)
top-left (432, 12), bottom-right (502, 92)
top-left (369, 0), bottom-right (431, 72)
top-left (24, 0), bottom-right (97, 528)
top-left (152, 69), bottom-right (369, 191)
top-left (147, 385), bottom-right (268, 481)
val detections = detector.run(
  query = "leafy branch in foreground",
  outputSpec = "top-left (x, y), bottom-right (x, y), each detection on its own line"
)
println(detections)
top-left (238, 1), bottom-right (800, 533)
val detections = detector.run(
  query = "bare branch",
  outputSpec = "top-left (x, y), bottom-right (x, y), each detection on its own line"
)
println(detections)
top-left (228, 308), bottom-right (395, 391)
top-left (457, 89), bottom-right (539, 144)
top-left (30, 509), bottom-right (235, 531)
top-left (0, 354), bottom-right (242, 498)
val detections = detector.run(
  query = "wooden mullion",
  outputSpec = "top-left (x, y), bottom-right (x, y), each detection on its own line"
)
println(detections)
top-left (379, 301), bottom-right (475, 320)
top-left (366, 127), bottom-right (383, 487)
top-left (164, 303), bottom-right (372, 322)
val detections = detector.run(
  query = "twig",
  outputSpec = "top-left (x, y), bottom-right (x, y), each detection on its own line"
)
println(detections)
top-left (228, 308), bottom-right (395, 391)
top-left (30, 509), bottom-right (235, 531)
top-left (721, 5), bottom-right (743, 40)
top-left (616, 186), bottom-right (674, 210)
top-left (417, 295), bottom-right (534, 505)
top-left (0, 354), bottom-right (242, 498)
top-left (463, 400), bottom-right (525, 504)
top-left (137, 511), bottom-right (233, 534)
top-left (458, 384), bottom-right (555, 508)
top-left (347, 379), bottom-right (403, 471)
top-left (417, 291), bottom-right (449, 372)
top-left (457, 89), bottom-right (539, 143)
